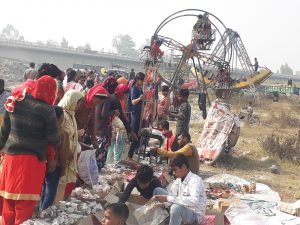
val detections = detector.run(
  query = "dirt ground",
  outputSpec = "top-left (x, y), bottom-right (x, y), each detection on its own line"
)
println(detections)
top-left (179, 94), bottom-right (300, 203)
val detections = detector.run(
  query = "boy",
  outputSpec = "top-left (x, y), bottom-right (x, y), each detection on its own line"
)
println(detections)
top-left (168, 89), bottom-right (191, 136)
top-left (102, 203), bottom-right (129, 225)
top-left (160, 120), bottom-right (178, 152)
top-left (153, 154), bottom-right (207, 225)
top-left (119, 165), bottom-right (161, 203)
top-left (157, 85), bottom-right (171, 122)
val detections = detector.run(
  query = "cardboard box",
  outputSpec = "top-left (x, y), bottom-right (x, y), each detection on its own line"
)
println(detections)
top-left (206, 209), bottom-right (225, 225)
top-left (116, 192), bottom-right (148, 205)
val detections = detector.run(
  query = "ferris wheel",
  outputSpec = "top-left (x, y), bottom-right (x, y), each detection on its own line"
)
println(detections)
top-left (141, 9), bottom-right (272, 100)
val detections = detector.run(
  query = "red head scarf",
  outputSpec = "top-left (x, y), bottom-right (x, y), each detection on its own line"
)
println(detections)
top-left (85, 84), bottom-right (108, 108)
top-left (31, 76), bottom-right (57, 105)
top-left (114, 84), bottom-right (129, 99)
top-left (102, 76), bottom-right (118, 94)
top-left (4, 79), bottom-right (35, 112)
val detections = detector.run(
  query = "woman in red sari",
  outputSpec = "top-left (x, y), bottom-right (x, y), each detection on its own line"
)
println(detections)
top-left (0, 76), bottom-right (60, 225)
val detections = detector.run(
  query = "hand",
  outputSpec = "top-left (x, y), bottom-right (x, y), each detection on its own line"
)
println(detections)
top-left (78, 129), bottom-right (85, 137)
top-left (139, 95), bottom-right (145, 101)
top-left (113, 109), bottom-right (120, 117)
top-left (47, 160), bottom-right (56, 173)
top-left (130, 131), bottom-right (138, 141)
top-left (154, 203), bottom-right (166, 209)
top-left (153, 195), bottom-right (168, 203)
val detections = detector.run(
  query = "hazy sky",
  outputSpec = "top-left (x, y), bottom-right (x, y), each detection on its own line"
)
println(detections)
top-left (0, 0), bottom-right (299, 72)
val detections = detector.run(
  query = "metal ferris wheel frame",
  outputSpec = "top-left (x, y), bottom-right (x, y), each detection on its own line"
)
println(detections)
top-left (150, 9), bottom-right (229, 95)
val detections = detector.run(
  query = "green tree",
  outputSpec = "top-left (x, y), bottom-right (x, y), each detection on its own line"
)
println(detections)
top-left (112, 34), bottom-right (138, 56)
top-left (0, 24), bottom-right (24, 41)
top-left (280, 63), bottom-right (293, 75)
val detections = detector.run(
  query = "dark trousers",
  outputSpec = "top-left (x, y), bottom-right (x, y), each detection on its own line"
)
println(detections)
top-left (40, 167), bottom-right (61, 211)
top-left (128, 113), bottom-right (140, 159)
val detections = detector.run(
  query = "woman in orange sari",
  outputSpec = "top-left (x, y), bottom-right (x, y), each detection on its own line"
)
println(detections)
top-left (0, 76), bottom-right (60, 225)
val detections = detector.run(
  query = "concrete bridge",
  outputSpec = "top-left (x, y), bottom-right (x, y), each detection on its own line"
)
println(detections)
top-left (0, 39), bottom-right (144, 72)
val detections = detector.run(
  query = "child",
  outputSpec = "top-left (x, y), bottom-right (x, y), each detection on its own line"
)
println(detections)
top-left (168, 89), bottom-right (191, 136)
top-left (106, 116), bottom-right (127, 166)
top-left (40, 106), bottom-right (71, 210)
top-left (102, 203), bottom-right (129, 225)
top-left (157, 85), bottom-right (171, 122)
top-left (160, 120), bottom-right (179, 152)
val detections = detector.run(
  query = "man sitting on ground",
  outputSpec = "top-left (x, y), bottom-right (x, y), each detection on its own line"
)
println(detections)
top-left (102, 203), bottom-right (129, 225)
top-left (154, 132), bottom-right (200, 174)
top-left (153, 154), bottom-right (207, 225)
top-left (119, 165), bottom-right (161, 203)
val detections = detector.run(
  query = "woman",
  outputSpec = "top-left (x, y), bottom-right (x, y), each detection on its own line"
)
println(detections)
top-left (0, 76), bottom-right (60, 225)
top-left (55, 90), bottom-right (83, 202)
top-left (94, 77), bottom-right (119, 170)
top-left (63, 69), bottom-right (83, 93)
top-left (75, 84), bottom-right (109, 148)
top-left (127, 72), bottom-right (145, 160)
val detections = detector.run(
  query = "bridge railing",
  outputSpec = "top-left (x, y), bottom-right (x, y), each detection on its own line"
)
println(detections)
top-left (0, 37), bottom-right (140, 61)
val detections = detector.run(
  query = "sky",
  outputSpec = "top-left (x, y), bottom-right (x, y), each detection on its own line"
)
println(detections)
top-left (0, 0), bottom-right (299, 73)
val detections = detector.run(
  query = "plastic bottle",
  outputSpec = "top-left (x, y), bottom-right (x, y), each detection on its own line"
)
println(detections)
top-left (249, 177), bottom-right (256, 194)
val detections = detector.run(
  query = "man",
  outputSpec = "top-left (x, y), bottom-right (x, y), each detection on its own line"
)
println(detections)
top-left (155, 132), bottom-right (199, 174)
top-left (168, 89), bottom-right (191, 136)
top-left (0, 79), bottom-right (10, 122)
top-left (119, 165), bottom-right (161, 203)
top-left (153, 154), bottom-right (207, 225)
top-left (102, 203), bottom-right (129, 225)
top-left (254, 58), bottom-right (259, 72)
top-left (157, 85), bottom-right (171, 121)
top-left (129, 68), bottom-right (135, 81)
top-left (23, 62), bottom-right (38, 81)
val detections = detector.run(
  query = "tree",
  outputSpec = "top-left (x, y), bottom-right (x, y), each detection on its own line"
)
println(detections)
top-left (280, 63), bottom-right (293, 75)
top-left (84, 43), bottom-right (91, 51)
top-left (61, 37), bottom-right (69, 48)
top-left (0, 24), bottom-right (24, 41)
top-left (112, 34), bottom-right (138, 56)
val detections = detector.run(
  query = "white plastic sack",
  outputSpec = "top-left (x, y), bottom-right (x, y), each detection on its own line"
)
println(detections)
top-left (133, 202), bottom-right (169, 225)
top-left (225, 202), bottom-right (266, 225)
top-left (78, 149), bottom-right (99, 186)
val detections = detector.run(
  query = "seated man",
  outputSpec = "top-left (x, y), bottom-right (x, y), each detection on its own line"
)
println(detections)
top-left (153, 154), bottom-right (207, 225)
top-left (119, 165), bottom-right (161, 203)
top-left (160, 120), bottom-right (179, 152)
top-left (102, 203), bottom-right (129, 225)
top-left (155, 132), bottom-right (199, 174)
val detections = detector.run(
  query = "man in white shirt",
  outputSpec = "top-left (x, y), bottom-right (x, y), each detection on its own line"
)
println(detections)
top-left (153, 154), bottom-right (207, 225)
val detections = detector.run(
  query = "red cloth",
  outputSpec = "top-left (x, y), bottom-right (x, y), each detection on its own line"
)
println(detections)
top-left (0, 154), bottom-right (46, 200)
top-left (2, 198), bottom-right (36, 225)
top-left (163, 131), bottom-right (176, 151)
top-left (114, 84), bottom-right (129, 99)
top-left (4, 76), bottom-right (57, 112)
top-left (200, 215), bottom-right (216, 225)
top-left (85, 84), bottom-right (108, 108)
top-left (64, 183), bottom-right (76, 197)
top-left (31, 76), bottom-right (57, 105)
top-left (151, 42), bottom-right (164, 59)
top-left (46, 144), bottom-right (55, 161)
top-left (4, 80), bottom-right (34, 112)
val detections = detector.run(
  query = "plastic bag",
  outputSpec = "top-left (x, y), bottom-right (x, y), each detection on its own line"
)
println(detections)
top-left (78, 149), bottom-right (99, 186)
top-left (133, 202), bottom-right (169, 225)
top-left (225, 202), bottom-right (266, 225)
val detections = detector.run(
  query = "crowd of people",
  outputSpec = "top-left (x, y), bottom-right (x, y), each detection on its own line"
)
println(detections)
top-left (0, 61), bottom-right (207, 225)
